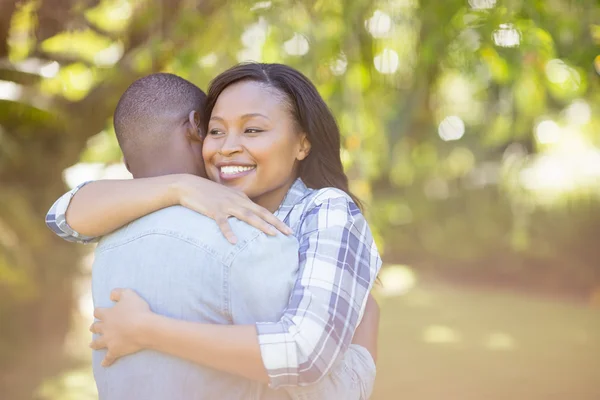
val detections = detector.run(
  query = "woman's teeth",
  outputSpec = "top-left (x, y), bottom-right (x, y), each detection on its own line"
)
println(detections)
top-left (220, 165), bottom-right (255, 175)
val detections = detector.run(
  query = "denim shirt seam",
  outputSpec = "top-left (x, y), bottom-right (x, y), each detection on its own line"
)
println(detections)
top-left (222, 231), bottom-right (264, 322)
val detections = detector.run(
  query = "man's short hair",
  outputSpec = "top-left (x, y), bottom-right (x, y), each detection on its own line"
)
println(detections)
top-left (113, 73), bottom-right (206, 158)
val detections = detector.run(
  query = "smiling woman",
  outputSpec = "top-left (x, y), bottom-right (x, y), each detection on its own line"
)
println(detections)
top-left (203, 79), bottom-right (311, 212)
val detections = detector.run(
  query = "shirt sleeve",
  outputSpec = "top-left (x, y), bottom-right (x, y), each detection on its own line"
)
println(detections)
top-left (45, 181), bottom-right (98, 243)
top-left (256, 194), bottom-right (382, 388)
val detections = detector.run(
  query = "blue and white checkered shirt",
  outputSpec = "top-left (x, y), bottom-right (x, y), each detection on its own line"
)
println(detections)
top-left (45, 178), bottom-right (381, 388)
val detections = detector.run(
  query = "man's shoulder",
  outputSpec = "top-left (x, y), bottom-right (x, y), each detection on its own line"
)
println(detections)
top-left (97, 206), bottom-right (267, 258)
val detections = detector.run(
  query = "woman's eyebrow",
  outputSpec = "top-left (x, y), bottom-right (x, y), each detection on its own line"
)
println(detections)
top-left (210, 113), bottom-right (271, 122)
top-left (241, 113), bottom-right (270, 120)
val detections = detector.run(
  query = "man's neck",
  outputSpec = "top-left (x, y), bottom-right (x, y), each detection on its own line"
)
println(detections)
top-left (131, 164), bottom-right (200, 179)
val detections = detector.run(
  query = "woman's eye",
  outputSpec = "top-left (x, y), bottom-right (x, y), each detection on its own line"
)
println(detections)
top-left (245, 128), bottom-right (263, 134)
top-left (208, 129), bottom-right (224, 136)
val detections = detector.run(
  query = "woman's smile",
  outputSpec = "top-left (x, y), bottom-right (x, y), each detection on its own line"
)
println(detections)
top-left (217, 163), bottom-right (257, 181)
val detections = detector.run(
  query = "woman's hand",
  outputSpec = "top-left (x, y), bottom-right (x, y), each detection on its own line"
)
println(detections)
top-left (90, 288), bottom-right (152, 367)
top-left (174, 175), bottom-right (292, 244)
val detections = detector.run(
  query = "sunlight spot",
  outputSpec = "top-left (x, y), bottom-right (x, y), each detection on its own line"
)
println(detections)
top-left (107, 0), bottom-right (132, 21)
top-left (377, 265), bottom-right (417, 297)
top-left (365, 10), bottom-right (393, 38)
top-left (283, 33), bottom-right (310, 56)
top-left (102, 163), bottom-right (131, 179)
top-left (545, 59), bottom-right (574, 84)
top-left (535, 120), bottom-right (561, 144)
top-left (242, 18), bottom-right (268, 48)
top-left (438, 116), bottom-right (465, 141)
top-left (330, 53), bottom-right (348, 76)
top-left (0, 80), bottom-right (22, 100)
top-left (519, 129), bottom-right (600, 200)
top-left (78, 289), bottom-right (94, 320)
top-left (64, 163), bottom-right (105, 188)
top-left (65, 66), bottom-right (93, 91)
top-left (40, 61), bottom-right (59, 78)
top-left (564, 100), bottom-right (591, 126)
top-left (250, 1), bottom-right (272, 11)
top-left (493, 23), bottom-right (520, 48)
top-left (94, 43), bottom-right (123, 67)
top-left (64, 162), bottom-right (131, 189)
top-left (469, 0), bottom-right (496, 10)
top-left (374, 48), bottom-right (399, 74)
top-left (423, 325), bottom-right (461, 344)
top-left (484, 332), bottom-right (515, 350)
top-left (198, 53), bottom-right (218, 67)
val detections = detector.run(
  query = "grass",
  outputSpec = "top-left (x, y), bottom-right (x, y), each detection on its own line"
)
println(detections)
top-left (372, 283), bottom-right (600, 400)
top-left (39, 282), bottom-right (600, 399)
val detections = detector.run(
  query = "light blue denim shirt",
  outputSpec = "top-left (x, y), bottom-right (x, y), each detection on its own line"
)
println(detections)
top-left (91, 206), bottom-right (375, 400)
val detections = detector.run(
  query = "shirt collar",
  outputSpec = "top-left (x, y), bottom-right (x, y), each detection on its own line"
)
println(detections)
top-left (275, 178), bottom-right (311, 221)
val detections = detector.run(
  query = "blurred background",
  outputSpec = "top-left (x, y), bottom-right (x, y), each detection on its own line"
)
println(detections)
top-left (1, 0), bottom-right (599, 399)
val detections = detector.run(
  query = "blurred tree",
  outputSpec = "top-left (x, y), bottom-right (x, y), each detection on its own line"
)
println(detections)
top-left (0, 0), bottom-right (599, 397)
top-left (0, 0), bottom-right (224, 397)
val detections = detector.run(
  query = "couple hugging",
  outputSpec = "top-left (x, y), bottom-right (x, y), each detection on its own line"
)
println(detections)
top-left (46, 62), bottom-right (382, 399)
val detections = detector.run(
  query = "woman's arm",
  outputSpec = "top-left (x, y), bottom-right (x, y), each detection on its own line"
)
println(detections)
top-left (91, 291), bottom-right (269, 383)
top-left (91, 193), bottom-right (381, 387)
top-left (92, 291), bottom-right (379, 387)
top-left (64, 175), bottom-right (180, 238)
top-left (46, 174), bottom-right (291, 244)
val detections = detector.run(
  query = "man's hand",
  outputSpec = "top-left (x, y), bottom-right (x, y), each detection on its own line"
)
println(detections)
top-left (174, 175), bottom-right (293, 244)
top-left (89, 288), bottom-right (152, 367)
top-left (352, 294), bottom-right (380, 363)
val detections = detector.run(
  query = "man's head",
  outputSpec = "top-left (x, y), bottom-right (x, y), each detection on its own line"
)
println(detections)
top-left (114, 73), bottom-right (206, 178)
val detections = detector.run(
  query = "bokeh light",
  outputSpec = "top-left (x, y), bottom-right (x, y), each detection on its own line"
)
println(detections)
top-left (365, 10), bottom-right (393, 38)
top-left (535, 120), bottom-right (561, 144)
top-left (438, 116), bottom-right (465, 141)
top-left (493, 23), bottom-right (520, 47)
top-left (283, 33), bottom-right (310, 56)
top-left (374, 48), bottom-right (399, 74)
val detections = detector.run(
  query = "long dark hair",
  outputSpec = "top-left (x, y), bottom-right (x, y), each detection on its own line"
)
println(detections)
top-left (204, 62), bottom-right (361, 208)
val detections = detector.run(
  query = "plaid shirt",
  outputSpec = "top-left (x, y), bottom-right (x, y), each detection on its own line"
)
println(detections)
top-left (259, 179), bottom-right (382, 387)
top-left (45, 178), bottom-right (381, 388)
top-left (45, 181), bottom-right (97, 243)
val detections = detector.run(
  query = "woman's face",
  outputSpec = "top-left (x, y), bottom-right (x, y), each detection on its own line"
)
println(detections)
top-left (203, 80), bottom-right (310, 212)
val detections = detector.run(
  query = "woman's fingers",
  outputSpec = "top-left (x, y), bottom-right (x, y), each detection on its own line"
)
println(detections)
top-left (214, 214), bottom-right (237, 244)
top-left (89, 321), bottom-right (103, 334)
top-left (89, 336), bottom-right (107, 350)
top-left (93, 307), bottom-right (107, 320)
top-left (251, 204), bottom-right (293, 235)
top-left (233, 209), bottom-right (278, 236)
top-left (102, 352), bottom-right (117, 367)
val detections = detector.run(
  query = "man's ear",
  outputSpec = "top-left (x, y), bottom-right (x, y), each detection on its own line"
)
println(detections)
top-left (186, 110), bottom-right (203, 142)
top-left (296, 133), bottom-right (311, 161)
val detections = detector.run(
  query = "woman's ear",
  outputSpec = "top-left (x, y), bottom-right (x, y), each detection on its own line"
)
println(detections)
top-left (296, 133), bottom-right (311, 161)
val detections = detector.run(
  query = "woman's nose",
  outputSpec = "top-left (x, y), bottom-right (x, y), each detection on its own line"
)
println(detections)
top-left (218, 132), bottom-right (243, 156)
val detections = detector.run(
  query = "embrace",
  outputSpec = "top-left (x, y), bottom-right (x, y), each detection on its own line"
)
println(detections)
top-left (46, 63), bottom-right (382, 399)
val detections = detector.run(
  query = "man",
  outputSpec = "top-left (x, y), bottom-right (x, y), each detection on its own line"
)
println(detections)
top-left (46, 73), bottom-right (378, 399)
